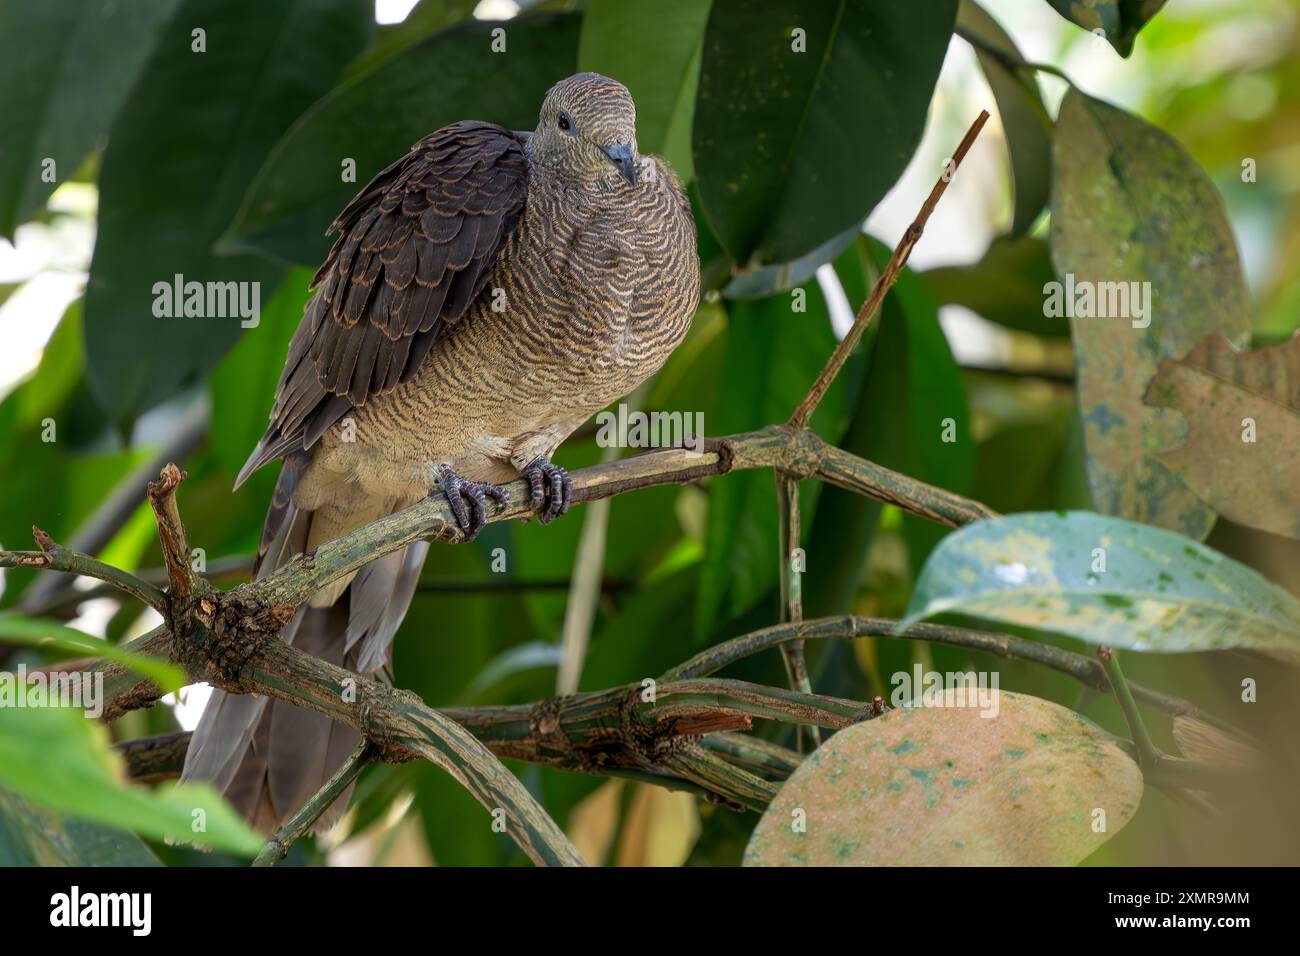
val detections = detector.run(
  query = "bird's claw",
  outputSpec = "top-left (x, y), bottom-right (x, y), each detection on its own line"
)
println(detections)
top-left (521, 456), bottom-right (571, 525)
top-left (437, 466), bottom-right (510, 542)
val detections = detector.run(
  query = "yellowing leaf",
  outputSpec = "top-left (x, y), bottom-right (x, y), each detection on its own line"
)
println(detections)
top-left (1051, 90), bottom-right (1250, 539)
top-left (902, 511), bottom-right (1300, 658)
top-left (1144, 333), bottom-right (1300, 539)
top-left (744, 691), bottom-right (1142, 866)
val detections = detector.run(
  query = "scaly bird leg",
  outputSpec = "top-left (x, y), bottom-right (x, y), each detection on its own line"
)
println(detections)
top-left (436, 465), bottom-right (510, 542)
top-left (521, 455), bottom-right (572, 525)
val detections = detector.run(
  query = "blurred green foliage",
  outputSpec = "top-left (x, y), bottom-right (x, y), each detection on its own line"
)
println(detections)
top-left (0, 0), bottom-right (1297, 867)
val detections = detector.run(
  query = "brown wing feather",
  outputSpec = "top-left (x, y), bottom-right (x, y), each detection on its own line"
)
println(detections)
top-left (234, 121), bottom-right (529, 488)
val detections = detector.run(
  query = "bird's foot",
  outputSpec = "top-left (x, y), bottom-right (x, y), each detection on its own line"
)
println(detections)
top-left (521, 455), bottom-right (571, 525)
top-left (437, 466), bottom-right (510, 542)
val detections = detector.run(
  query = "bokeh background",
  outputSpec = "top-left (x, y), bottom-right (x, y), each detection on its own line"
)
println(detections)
top-left (1, 0), bottom-right (1298, 865)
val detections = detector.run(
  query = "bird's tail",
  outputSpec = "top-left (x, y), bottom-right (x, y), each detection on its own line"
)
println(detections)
top-left (182, 454), bottom-right (429, 834)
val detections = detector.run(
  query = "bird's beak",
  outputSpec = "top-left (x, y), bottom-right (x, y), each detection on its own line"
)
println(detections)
top-left (600, 143), bottom-right (637, 185)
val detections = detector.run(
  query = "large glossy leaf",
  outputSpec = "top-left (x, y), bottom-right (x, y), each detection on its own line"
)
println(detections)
top-left (1051, 90), bottom-right (1250, 539)
top-left (693, 0), bottom-right (956, 267)
top-left (721, 222), bottom-right (861, 300)
top-left (221, 13), bottom-right (581, 267)
top-left (13, 300), bottom-right (87, 429)
top-left (956, 1), bottom-right (1051, 236)
top-left (0, 787), bottom-right (161, 866)
top-left (84, 0), bottom-right (373, 425)
top-left (0, 0), bottom-right (181, 237)
top-left (0, 361), bottom-right (152, 606)
top-left (0, 706), bottom-right (263, 855)
top-left (0, 614), bottom-right (185, 693)
top-left (805, 237), bottom-right (973, 619)
top-left (209, 269), bottom-right (314, 481)
top-left (921, 235), bottom-right (1068, 337)
top-left (695, 282), bottom-right (846, 638)
top-left (1045, 0), bottom-right (1166, 57)
top-left (974, 415), bottom-right (1075, 515)
top-left (1143, 333), bottom-right (1300, 539)
top-left (744, 690), bottom-right (1142, 865)
top-left (578, 0), bottom-right (709, 180)
top-left (343, 0), bottom-right (479, 80)
top-left (901, 511), bottom-right (1300, 658)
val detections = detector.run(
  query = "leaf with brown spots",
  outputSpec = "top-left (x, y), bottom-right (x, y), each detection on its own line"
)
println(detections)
top-left (1050, 90), bottom-right (1251, 540)
top-left (900, 511), bottom-right (1300, 658)
top-left (1143, 333), bottom-right (1300, 539)
top-left (744, 691), bottom-right (1142, 866)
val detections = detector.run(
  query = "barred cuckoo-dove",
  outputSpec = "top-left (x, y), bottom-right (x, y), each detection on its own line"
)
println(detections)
top-left (182, 73), bottom-right (701, 832)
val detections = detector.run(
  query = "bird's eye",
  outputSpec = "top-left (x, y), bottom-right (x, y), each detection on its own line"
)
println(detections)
top-left (558, 112), bottom-right (572, 132)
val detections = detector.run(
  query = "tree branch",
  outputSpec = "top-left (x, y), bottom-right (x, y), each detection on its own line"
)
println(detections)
top-left (10, 111), bottom-right (1235, 865)
top-left (252, 741), bottom-right (372, 867)
top-left (789, 109), bottom-right (991, 428)
top-left (244, 426), bottom-right (994, 614)
top-left (0, 528), bottom-right (166, 613)
top-left (775, 470), bottom-right (817, 751)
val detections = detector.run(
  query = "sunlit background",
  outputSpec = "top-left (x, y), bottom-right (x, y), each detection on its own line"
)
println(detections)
top-left (2, 0), bottom-right (1296, 865)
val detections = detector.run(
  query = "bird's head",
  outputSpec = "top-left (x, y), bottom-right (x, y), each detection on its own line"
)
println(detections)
top-left (528, 72), bottom-right (640, 187)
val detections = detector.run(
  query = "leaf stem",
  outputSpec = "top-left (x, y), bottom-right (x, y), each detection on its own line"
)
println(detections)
top-left (0, 530), bottom-right (166, 613)
top-left (1098, 644), bottom-right (1163, 771)
top-left (251, 741), bottom-right (372, 866)
top-left (776, 470), bottom-right (818, 751)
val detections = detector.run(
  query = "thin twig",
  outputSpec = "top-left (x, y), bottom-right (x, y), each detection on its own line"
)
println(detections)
top-left (775, 471), bottom-right (818, 751)
top-left (788, 110), bottom-right (991, 428)
top-left (0, 529), bottom-right (166, 613)
top-left (252, 741), bottom-right (373, 866)
top-left (660, 615), bottom-right (1238, 733)
top-left (1098, 645), bottom-right (1163, 771)
top-left (246, 426), bottom-right (996, 612)
top-left (14, 400), bottom-right (208, 616)
top-left (146, 464), bottom-right (203, 604)
top-left (956, 26), bottom-right (1074, 84)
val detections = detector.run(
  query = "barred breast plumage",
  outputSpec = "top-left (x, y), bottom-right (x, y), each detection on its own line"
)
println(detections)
top-left (183, 72), bottom-right (700, 832)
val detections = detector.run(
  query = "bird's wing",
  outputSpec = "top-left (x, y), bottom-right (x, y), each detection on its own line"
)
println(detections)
top-left (234, 120), bottom-right (529, 488)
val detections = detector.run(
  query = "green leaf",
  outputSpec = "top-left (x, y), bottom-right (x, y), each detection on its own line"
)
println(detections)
top-left (921, 235), bottom-right (1068, 337)
top-left (0, 614), bottom-right (186, 693)
top-left (14, 299), bottom-right (87, 429)
top-left (0, 706), bottom-right (263, 856)
top-left (0, 395), bottom-right (152, 607)
top-left (222, 13), bottom-right (581, 267)
top-left (84, 0), bottom-right (373, 425)
top-left (578, 0), bottom-right (710, 180)
top-left (956, 1), bottom-right (1051, 235)
top-left (901, 511), bottom-right (1300, 658)
top-left (744, 690), bottom-right (1142, 865)
top-left (974, 416), bottom-right (1074, 514)
top-left (209, 269), bottom-right (314, 479)
top-left (721, 222), bottom-right (861, 300)
top-left (463, 641), bottom-right (562, 701)
top-left (0, 786), bottom-right (162, 866)
top-left (693, 0), bottom-right (957, 267)
top-left (695, 282), bottom-right (845, 637)
top-left (1143, 334), bottom-right (1300, 540)
top-left (1050, 90), bottom-right (1250, 539)
top-left (806, 236), bottom-right (973, 614)
top-left (0, 0), bottom-right (181, 237)
top-left (1045, 0), bottom-right (1167, 57)
top-left (343, 0), bottom-right (479, 80)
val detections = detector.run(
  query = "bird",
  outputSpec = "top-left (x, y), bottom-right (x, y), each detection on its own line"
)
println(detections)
top-left (181, 72), bottom-right (700, 833)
